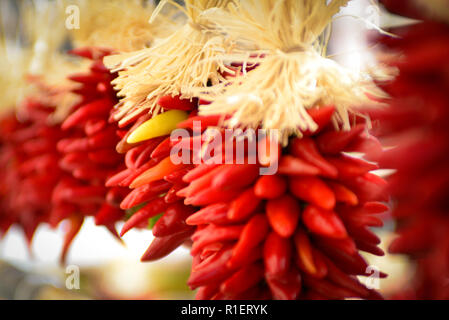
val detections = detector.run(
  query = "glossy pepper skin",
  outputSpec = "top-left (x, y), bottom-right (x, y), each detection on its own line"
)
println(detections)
top-left (373, 3), bottom-right (449, 299)
top-left (182, 106), bottom-right (388, 300)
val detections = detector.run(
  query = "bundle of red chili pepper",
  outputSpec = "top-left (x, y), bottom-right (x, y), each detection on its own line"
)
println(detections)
top-left (174, 107), bottom-right (388, 300)
top-left (106, 95), bottom-right (198, 261)
top-left (50, 47), bottom-right (132, 262)
top-left (0, 99), bottom-right (66, 245)
top-left (373, 0), bottom-right (449, 299)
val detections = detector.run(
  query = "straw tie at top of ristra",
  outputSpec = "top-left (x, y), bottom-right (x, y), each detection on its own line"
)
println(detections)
top-left (104, 0), bottom-right (236, 127)
top-left (190, 0), bottom-right (388, 145)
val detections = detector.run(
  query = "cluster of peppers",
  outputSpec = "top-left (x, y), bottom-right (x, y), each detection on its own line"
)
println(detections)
top-left (184, 110), bottom-right (388, 300)
top-left (51, 47), bottom-right (129, 262)
top-left (1, 0), bottom-right (449, 300)
top-left (373, 0), bottom-right (449, 300)
top-left (0, 98), bottom-right (66, 245)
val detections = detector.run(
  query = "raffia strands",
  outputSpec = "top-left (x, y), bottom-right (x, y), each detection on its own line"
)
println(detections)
top-left (104, 0), bottom-right (235, 126)
top-left (65, 0), bottom-right (177, 53)
top-left (193, 0), bottom-right (387, 145)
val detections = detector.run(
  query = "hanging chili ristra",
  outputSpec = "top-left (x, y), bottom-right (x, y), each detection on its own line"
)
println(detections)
top-left (373, 0), bottom-right (449, 300)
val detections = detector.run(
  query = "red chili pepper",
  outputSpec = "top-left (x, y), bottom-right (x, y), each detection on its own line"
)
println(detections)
top-left (227, 187), bottom-right (261, 221)
top-left (133, 137), bottom-right (166, 168)
top-left (73, 165), bottom-right (112, 181)
top-left (188, 246), bottom-right (235, 289)
top-left (183, 163), bottom-right (223, 183)
top-left (57, 137), bottom-right (89, 153)
top-left (50, 203), bottom-right (78, 227)
top-left (178, 165), bottom-right (223, 197)
top-left (327, 181), bottom-right (358, 206)
top-left (152, 202), bottom-right (195, 237)
top-left (157, 95), bottom-right (197, 111)
top-left (277, 155), bottom-right (321, 176)
top-left (125, 140), bottom-right (160, 169)
top-left (59, 152), bottom-right (86, 172)
top-left (305, 248), bottom-right (328, 279)
top-left (150, 136), bottom-right (171, 160)
top-left (289, 176), bottom-right (336, 211)
top-left (220, 263), bottom-right (264, 296)
top-left (303, 276), bottom-right (359, 300)
top-left (186, 203), bottom-right (230, 225)
top-left (164, 167), bottom-right (192, 184)
top-left (105, 168), bottom-right (132, 187)
top-left (266, 267), bottom-right (302, 300)
top-left (53, 185), bottom-right (107, 204)
top-left (195, 284), bottom-right (221, 300)
top-left (327, 155), bottom-right (378, 179)
top-left (164, 184), bottom-right (184, 204)
top-left (354, 239), bottom-right (385, 256)
top-left (302, 205), bottom-right (347, 239)
top-left (254, 174), bottom-right (287, 199)
top-left (120, 197), bottom-right (169, 236)
top-left (177, 115), bottom-right (225, 130)
top-left (212, 164), bottom-right (259, 189)
top-left (119, 160), bottom-right (159, 187)
top-left (266, 195), bottom-right (301, 238)
top-left (342, 173), bottom-right (388, 203)
top-left (141, 228), bottom-right (194, 262)
top-left (321, 254), bottom-right (370, 298)
top-left (363, 202), bottom-right (389, 214)
top-left (105, 187), bottom-right (129, 207)
top-left (184, 187), bottom-right (241, 207)
top-left (304, 105), bottom-right (335, 135)
top-left (191, 225), bottom-right (244, 255)
top-left (228, 214), bottom-right (269, 268)
top-left (84, 119), bottom-right (107, 136)
top-left (90, 60), bottom-right (109, 73)
top-left (120, 180), bottom-right (171, 209)
top-left (344, 222), bottom-right (381, 246)
top-left (95, 203), bottom-right (124, 226)
top-left (62, 98), bottom-right (113, 130)
top-left (339, 209), bottom-right (384, 228)
top-left (289, 138), bottom-right (338, 178)
top-left (314, 236), bottom-right (357, 256)
top-left (88, 149), bottom-right (122, 165)
top-left (87, 127), bottom-right (118, 149)
top-left (293, 230), bottom-right (318, 277)
top-left (263, 232), bottom-right (292, 278)
top-left (60, 215), bottom-right (84, 264)
top-left (316, 124), bottom-right (365, 155)
top-left (345, 133), bottom-right (383, 162)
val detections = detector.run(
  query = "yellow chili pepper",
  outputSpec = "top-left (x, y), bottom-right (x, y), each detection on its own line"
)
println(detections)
top-left (127, 110), bottom-right (189, 144)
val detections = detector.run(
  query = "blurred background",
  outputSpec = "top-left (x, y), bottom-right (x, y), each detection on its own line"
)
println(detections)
top-left (0, 0), bottom-right (416, 300)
